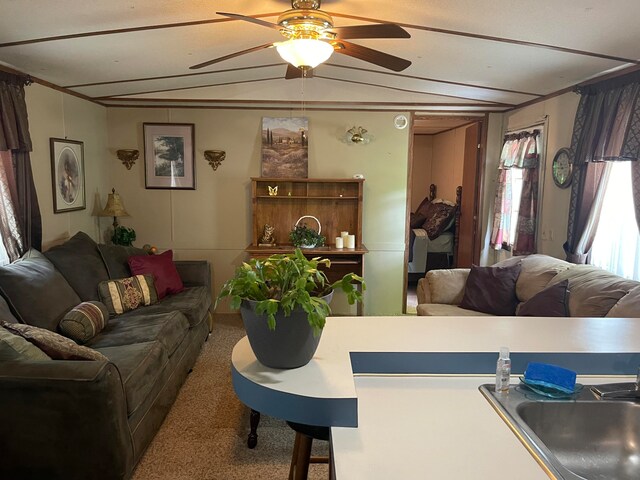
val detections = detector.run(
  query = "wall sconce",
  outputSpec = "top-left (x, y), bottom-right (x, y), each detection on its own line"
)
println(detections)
top-left (347, 126), bottom-right (370, 145)
top-left (204, 150), bottom-right (226, 170)
top-left (116, 149), bottom-right (139, 170)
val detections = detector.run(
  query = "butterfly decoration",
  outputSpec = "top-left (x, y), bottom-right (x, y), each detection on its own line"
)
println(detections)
top-left (268, 185), bottom-right (278, 196)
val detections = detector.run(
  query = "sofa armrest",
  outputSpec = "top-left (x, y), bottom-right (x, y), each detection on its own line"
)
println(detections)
top-left (418, 268), bottom-right (471, 305)
top-left (175, 260), bottom-right (211, 289)
top-left (0, 360), bottom-right (134, 480)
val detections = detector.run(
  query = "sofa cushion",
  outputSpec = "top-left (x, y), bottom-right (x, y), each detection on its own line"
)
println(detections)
top-left (517, 280), bottom-right (569, 317)
top-left (44, 231), bottom-right (110, 301)
top-left (606, 285), bottom-right (640, 318)
top-left (0, 295), bottom-right (18, 324)
top-left (128, 250), bottom-right (184, 299)
top-left (416, 303), bottom-right (492, 316)
top-left (116, 286), bottom-right (211, 328)
top-left (426, 268), bottom-right (471, 305)
top-left (98, 274), bottom-right (158, 315)
top-left (549, 265), bottom-right (636, 317)
top-left (87, 311), bottom-right (189, 357)
top-left (0, 249), bottom-right (81, 330)
top-left (513, 254), bottom-right (573, 302)
top-left (460, 263), bottom-right (522, 315)
top-left (97, 244), bottom-right (148, 279)
top-left (1, 321), bottom-right (107, 361)
top-left (58, 301), bottom-right (110, 344)
top-left (94, 341), bottom-right (168, 416)
top-left (0, 325), bottom-right (51, 361)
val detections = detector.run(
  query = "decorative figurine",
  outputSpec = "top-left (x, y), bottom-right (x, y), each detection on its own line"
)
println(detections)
top-left (268, 185), bottom-right (278, 196)
top-left (259, 224), bottom-right (276, 246)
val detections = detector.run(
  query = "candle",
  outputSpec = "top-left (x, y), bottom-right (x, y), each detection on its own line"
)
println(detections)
top-left (340, 231), bottom-right (349, 238)
top-left (346, 234), bottom-right (356, 249)
top-left (335, 236), bottom-right (344, 249)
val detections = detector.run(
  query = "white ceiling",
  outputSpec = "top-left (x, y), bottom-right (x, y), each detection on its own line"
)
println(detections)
top-left (1, 0), bottom-right (639, 112)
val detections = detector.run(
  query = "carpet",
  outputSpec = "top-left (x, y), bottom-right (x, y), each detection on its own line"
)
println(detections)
top-left (132, 313), bottom-right (329, 480)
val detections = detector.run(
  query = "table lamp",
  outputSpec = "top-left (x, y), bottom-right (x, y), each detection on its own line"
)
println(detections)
top-left (99, 188), bottom-right (129, 229)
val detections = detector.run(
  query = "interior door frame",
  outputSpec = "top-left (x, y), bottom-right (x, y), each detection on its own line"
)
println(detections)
top-left (402, 113), bottom-right (489, 313)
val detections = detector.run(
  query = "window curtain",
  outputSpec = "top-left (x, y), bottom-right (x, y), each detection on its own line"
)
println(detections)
top-left (490, 130), bottom-right (540, 255)
top-left (564, 70), bottom-right (640, 263)
top-left (0, 71), bottom-right (41, 260)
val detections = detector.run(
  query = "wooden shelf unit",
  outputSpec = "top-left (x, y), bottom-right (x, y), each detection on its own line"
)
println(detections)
top-left (250, 177), bottom-right (365, 249)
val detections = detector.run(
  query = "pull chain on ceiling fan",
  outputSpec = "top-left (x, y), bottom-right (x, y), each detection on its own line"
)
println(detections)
top-left (190, 0), bottom-right (412, 78)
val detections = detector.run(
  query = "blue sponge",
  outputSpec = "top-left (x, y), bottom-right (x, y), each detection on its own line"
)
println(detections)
top-left (523, 362), bottom-right (577, 394)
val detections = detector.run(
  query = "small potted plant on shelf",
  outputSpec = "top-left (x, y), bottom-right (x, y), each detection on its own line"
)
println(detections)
top-left (216, 249), bottom-right (365, 369)
top-left (289, 215), bottom-right (325, 248)
top-left (112, 225), bottom-right (136, 246)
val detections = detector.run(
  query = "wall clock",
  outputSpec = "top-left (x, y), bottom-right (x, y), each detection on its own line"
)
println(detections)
top-left (394, 114), bottom-right (408, 130)
top-left (552, 148), bottom-right (573, 188)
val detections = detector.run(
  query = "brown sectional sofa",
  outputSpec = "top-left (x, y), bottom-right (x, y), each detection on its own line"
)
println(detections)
top-left (0, 232), bottom-right (212, 480)
top-left (417, 254), bottom-right (640, 317)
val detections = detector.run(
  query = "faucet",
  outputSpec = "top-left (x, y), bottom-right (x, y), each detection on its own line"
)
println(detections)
top-left (590, 368), bottom-right (640, 400)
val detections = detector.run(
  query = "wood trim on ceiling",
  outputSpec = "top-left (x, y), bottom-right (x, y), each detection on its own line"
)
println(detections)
top-left (328, 12), bottom-right (640, 65)
top-left (96, 74), bottom-right (514, 106)
top-left (1, 9), bottom-right (635, 66)
top-left (102, 103), bottom-right (507, 112)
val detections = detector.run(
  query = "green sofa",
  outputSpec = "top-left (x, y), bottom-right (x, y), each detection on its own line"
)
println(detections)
top-left (0, 232), bottom-right (212, 480)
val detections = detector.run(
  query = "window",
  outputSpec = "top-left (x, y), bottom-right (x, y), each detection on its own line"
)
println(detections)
top-left (590, 162), bottom-right (640, 280)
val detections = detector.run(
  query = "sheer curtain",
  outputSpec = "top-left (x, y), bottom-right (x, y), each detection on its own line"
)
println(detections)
top-left (591, 162), bottom-right (640, 280)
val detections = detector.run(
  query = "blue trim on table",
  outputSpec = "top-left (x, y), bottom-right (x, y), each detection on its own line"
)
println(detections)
top-left (349, 352), bottom-right (640, 375)
top-left (231, 363), bottom-right (358, 427)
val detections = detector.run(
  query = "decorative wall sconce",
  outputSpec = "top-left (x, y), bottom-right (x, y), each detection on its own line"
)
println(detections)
top-left (204, 150), bottom-right (226, 171)
top-left (347, 126), bottom-right (369, 144)
top-left (116, 149), bottom-right (139, 170)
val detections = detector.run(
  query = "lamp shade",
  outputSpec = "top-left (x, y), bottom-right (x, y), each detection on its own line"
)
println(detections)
top-left (275, 39), bottom-right (334, 69)
top-left (99, 188), bottom-right (129, 218)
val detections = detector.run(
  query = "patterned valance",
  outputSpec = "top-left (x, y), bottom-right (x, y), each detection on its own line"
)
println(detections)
top-left (0, 71), bottom-right (33, 152)
top-left (499, 129), bottom-right (540, 169)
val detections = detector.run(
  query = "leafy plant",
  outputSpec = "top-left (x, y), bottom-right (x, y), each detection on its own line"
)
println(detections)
top-left (289, 223), bottom-right (325, 248)
top-left (216, 249), bottom-right (365, 335)
top-left (112, 225), bottom-right (136, 246)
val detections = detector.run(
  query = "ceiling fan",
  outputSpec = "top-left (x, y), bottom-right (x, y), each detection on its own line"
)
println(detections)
top-left (189, 0), bottom-right (412, 79)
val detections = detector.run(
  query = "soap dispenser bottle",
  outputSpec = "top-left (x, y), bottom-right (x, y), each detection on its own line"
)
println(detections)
top-left (495, 347), bottom-right (511, 393)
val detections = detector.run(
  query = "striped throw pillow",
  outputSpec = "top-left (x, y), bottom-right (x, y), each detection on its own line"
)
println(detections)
top-left (98, 274), bottom-right (158, 315)
top-left (59, 301), bottom-right (110, 344)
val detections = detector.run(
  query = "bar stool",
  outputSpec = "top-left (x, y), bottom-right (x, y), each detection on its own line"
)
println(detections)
top-left (287, 421), bottom-right (331, 480)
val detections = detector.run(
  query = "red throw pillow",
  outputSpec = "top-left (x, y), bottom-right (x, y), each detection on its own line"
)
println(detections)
top-left (128, 250), bottom-right (184, 299)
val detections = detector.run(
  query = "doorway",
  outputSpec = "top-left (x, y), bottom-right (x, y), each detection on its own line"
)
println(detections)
top-left (404, 114), bottom-right (486, 314)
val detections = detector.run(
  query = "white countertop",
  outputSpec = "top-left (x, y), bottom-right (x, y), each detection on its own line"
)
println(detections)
top-left (231, 315), bottom-right (639, 479)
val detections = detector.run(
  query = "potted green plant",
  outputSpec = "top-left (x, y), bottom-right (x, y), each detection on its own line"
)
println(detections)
top-left (216, 249), bottom-right (365, 368)
top-left (290, 215), bottom-right (325, 248)
top-left (112, 225), bottom-right (136, 246)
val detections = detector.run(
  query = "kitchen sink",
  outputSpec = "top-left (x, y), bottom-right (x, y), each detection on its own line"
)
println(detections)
top-left (480, 384), bottom-right (640, 480)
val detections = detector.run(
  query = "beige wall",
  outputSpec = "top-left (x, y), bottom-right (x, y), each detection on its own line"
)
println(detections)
top-left (431, 127), bottom-right (466, 202)
top-left (411, 135), bottom-right (433, 210)
top-left (480, 92), bottom-right (580, 264)
top-left (107, 108), bottom-right (410, 315)
top-left (25, 84), bottom-right (110, 248)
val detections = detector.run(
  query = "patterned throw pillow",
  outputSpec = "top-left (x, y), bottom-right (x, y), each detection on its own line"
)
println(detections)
top-left (59, 301), bottom-right (110, 344)
top-left (1, 321), bottom-right (107, 361)
top-left (0, 325), bottom-right (52, 361)
top-left (98, 274), bottom-right (158, 315)
top-left (421, 202), bottom-right (457, 240)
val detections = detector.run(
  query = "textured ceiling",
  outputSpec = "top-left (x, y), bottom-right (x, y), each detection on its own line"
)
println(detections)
top-left (1, 0), bottom-right (639, 112)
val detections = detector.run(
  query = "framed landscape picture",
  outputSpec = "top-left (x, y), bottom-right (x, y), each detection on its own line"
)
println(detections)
top-left (50, 138), bottom-right (85, 213)
top-left (261, 117), bottom-right (308, 178)
top-left (143, 123), bottom-right (195, 189)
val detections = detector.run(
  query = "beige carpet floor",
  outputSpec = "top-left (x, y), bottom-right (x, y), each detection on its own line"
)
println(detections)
top-left (132, 313), bottom-right (329, 480)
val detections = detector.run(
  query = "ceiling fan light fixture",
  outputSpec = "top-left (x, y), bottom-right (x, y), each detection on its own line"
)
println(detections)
top-left (276, 39), bottom-right (333, 69)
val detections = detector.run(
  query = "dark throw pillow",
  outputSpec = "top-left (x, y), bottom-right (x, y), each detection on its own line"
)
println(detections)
top-left (98, 274), bottom-right (159, 315)
top-left (128, 249), bottom-right (184, 299)
top-left (518, 280), bottom-right (569, 317)
top-left (59, 301), bottom-right (110, 344)
top-left (422, 202), bottom-right (457, 240)
top-left (459, 263), bottom-right (522, 315)
top-left (97, 244), bottom-right (148, 280)
top-left (410, 212), bottom-right (427, 229)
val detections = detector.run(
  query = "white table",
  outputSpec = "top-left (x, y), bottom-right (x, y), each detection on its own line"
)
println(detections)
top-left (231, 316), bottom-right (640, 479)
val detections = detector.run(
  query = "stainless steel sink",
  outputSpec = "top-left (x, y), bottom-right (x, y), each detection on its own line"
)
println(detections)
top-left (480, 384), bottom-right (640, 480)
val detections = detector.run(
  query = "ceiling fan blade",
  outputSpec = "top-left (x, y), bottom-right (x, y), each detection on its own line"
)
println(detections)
top-left (285, 64), bottom-right (315, 79)
top-left (190, 43), bottom-right (274, 69)
top-left (332, 40), bottom-right (411, 72)
top-left (216, 12), bottom-right (281, 30)
top-left (331, 23), bottom-right (410, 39)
